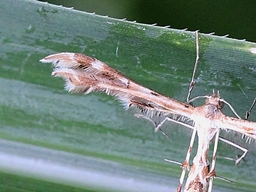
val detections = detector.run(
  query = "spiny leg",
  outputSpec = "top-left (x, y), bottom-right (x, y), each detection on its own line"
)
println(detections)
top-left (208, 134), bottom-right (249, 192)
top-left (136, 113), bottom-right (197, 192)
top-left (186, 30), bottom-right (200, 103)
top-left (176, 128), bottom-right (197, 192)
top-left (208, 129), bottom-right (220, 192)
top-left (208, 132), bottom-right (249, 191)
top-left (177, 31), bottom-right (200, 192)
top-left (153, 115), bottom-right (197, 183)
top-left (136, 113), bottom-right (196, 192)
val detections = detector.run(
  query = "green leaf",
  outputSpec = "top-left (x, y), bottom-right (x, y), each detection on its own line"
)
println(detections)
top-left (0, 0), bottom-right (256, 191)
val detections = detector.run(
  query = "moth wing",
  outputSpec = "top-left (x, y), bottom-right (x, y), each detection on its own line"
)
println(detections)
top-left (40, 53), bottom-right (194, 120)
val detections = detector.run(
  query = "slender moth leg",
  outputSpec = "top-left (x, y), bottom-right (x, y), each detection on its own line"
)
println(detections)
top-left (245, 97), bottom-right (256, 120)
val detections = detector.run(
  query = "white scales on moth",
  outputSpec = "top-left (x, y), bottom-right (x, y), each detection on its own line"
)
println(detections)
top-left (40, 31), bottom-right (256, 192)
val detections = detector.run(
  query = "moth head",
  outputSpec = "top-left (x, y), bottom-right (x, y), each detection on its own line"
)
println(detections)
top-left (205, 91), bottom-right (224, 109)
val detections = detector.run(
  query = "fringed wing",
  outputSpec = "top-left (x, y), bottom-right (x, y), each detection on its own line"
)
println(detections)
top-left (216, 114), bottom-right (256, 140)
top-left (40, 52), bottom-right (194, 119)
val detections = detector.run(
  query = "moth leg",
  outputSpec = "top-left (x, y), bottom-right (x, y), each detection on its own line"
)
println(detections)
top-left (208, 129), bottom-right (220, 192)
top-left (186, 30), bottom-right (200, 103)
top-left (136, 113), bottom-right (197, 191)
top-left (176, 128), bottom-right (197, 192)
top-left (134, 114), bottom-right (157, 127)
top-left (218, 137), bottom-right (248, 165)
top-left (153, 116), bottom-right (197, 192)
top-left (154, 116), bottom-right (193, 132)
top-left (164, 158), bottom-right (183, 166)
top-left (135, 114), bottom-right (173, 142)
top-left (245, 97), bottom-right (256, 120)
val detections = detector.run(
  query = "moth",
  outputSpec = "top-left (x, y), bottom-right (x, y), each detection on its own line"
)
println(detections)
top-left (40, 37), bottom-right (256, 192)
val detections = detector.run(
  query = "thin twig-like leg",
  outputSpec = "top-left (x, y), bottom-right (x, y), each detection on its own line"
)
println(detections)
top-left (177, 31), bottom-right (199, 192)
top-left (136, 113), bottom-right (197, 192)
top-left (208, 129), bottom-right (220, 192)
top-left (154, 116), bottom-right (193, 132)
top-left (245, 97), bottom-right (256, 120)
top-left (177, 128), bottom-right (197, 192)
top-left (135, 114), bottom-right (195, 143)
top-left (134, 114), bottom-right (172, 142)
top-left (164, 158), bottom-right (182, 166)
top-left (218, 137), bottom-right (248, 165)
top-left (186, 30), bottom-right (200, 103)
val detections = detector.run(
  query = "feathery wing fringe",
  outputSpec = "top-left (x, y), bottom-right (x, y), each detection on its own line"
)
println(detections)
top-left (40, 53), bottom-right (194, 119)
top-left (216, 115), bottom-right (256, 140)
top-left (40, 53), bottom-right (256, 139)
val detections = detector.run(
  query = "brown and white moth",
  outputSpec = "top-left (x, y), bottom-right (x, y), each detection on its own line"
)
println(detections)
top-left (40, 48), bottom-right (256, 192)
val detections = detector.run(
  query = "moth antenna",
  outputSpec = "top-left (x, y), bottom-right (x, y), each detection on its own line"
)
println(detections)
top-left (220, 98), bottom-right (241, 119)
